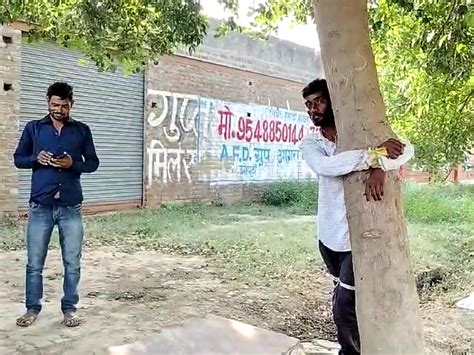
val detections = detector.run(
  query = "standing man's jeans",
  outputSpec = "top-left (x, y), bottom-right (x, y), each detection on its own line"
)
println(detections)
top-left (25, 202), bottom-right (84, 314)
top-left (319, 241), bottom-right (360, 355)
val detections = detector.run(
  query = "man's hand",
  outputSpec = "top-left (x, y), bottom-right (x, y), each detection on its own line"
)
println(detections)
top-left (378, 138), bottom-right (405, 159)
top-left (365, 168), bottom-right (386, 202)
top-left (37, 151), bottom-right (52, 166)
top-left (50, 154), bottom-right (73, 169)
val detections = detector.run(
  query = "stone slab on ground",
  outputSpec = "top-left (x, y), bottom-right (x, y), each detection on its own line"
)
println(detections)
top-left (299, 340), bottom-right (340, 354)
top-left (107, 315), bottom-right (302, 355)
top-left (456, 293), bottom-right (474, 311)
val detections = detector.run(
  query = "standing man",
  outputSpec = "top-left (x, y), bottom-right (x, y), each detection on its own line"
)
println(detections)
top-left (299, 79), bottom-right (413, 354)
top-left (14, 82), bottom-right (99, 327)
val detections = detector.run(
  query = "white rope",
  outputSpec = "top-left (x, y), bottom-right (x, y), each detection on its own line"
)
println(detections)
top-left (339, 281), bottom-right (356, 291)
top-left (332, 276), bottom-right (356, 291)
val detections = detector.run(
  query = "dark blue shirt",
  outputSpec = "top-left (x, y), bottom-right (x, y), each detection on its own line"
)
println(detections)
top-left (14, 116), bottom-right (100, 206)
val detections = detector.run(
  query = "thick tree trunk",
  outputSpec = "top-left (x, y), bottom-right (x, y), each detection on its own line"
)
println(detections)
top-left (313, 1), bottom-right (425, 354)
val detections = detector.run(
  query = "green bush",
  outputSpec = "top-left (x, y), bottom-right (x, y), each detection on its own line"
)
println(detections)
top-left (261, 180), bottom-right (317, 213)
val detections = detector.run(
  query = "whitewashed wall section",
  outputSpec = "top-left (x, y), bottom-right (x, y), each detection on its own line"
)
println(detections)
top-left (145, 90), bottom-right (316, 187)
top-left (146, 90), bottom-right (205, 186)
top-left (197, 99), bottom-right (317, 184)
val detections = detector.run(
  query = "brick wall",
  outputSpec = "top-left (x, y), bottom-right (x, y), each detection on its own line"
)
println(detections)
top-left (0, 26), bottom-right (21, 221)
top-left (176, 19), bottom-right (324, 83)
top-left (151, 55), bottom-right (307, 109)
top-left (144, 55), bottom-right (312, 206)
top-left (400, 155), bottom-right (474, 183)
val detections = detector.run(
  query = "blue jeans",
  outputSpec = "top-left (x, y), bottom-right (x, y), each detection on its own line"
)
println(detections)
top-left (25, 202), bottom-right (84, 314)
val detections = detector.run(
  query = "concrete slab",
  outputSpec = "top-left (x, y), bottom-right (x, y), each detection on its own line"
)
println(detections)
top-left (107, 315), bottom-right (301, 355)
top-left (456, 292), bottom-right (474, 311)
top-left (300, 340), bottom-right (340, 354)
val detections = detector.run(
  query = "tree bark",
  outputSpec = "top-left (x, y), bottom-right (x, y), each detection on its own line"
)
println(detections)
top-left (313, 1), bottom-right (425, 354)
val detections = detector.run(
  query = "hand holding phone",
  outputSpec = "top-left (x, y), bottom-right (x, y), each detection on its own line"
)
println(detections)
top-left (50, 152), bottom-right (73, 169)
top-left (52, 153), bottom-right (67, 159)
top-left (37, 151), bottom-right (53, 165)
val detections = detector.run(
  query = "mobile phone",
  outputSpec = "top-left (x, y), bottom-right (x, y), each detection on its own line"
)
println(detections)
top-left (52, 153), bottom-right (67, 159)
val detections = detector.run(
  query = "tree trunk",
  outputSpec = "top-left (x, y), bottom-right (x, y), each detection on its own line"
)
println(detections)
top-left (313, 1), bottom-right (425, 354)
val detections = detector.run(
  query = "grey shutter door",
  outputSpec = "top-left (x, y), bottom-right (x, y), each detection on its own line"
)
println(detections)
top-left (19, 42), bottom-right (144, 208)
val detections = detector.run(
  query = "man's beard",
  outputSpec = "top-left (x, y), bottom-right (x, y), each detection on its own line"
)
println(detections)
top-left (49, 111), bottom-right (68, 121)
top-left (312, 110), bottom-right (335, 128)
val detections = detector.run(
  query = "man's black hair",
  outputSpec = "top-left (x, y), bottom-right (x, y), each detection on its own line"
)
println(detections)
top-left (302, 78), bottom-right (336, 128)
top-left (47, 82), bottom-right (74, 101)
top-left (302, 78), bottom-right (330, 100)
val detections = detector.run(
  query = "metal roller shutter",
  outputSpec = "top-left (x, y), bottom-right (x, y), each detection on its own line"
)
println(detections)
top-left (19, 42), bottom-right (144, 209)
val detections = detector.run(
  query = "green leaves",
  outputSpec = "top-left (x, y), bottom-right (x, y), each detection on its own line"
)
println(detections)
top-left (400, 0), bottom-right (473, 81)
top-left (1, 0), bottom-right (207, 73)
top-left (217, 0), bottom-right (312, 39)
top-left (372, 0), bottom-right (473, 174)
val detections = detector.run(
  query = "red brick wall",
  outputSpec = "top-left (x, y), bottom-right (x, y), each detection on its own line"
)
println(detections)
top-left (400, 155), bottom-right (474, 183)
top-left (149, 55), bottom-right (306, 109)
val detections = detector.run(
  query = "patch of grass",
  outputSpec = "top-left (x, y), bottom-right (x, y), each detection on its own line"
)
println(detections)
top-left (82, 204), bottom-right (318, 280)
top-left (261, 181), bottom-right (474, 224)
top-left (409, 222), bottom-right (473, 302)
top-left (403, 183), bottom-right (474, 224)
top-left (0, 221), bottom-right (23, 251)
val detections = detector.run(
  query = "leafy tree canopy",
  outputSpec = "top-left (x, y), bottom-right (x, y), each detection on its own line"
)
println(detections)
top-left (0, 0), bottom-right (207, 73)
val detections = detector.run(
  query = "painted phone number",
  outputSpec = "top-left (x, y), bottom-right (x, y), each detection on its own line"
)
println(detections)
top-left (217, 109), bottom-right (314, 144)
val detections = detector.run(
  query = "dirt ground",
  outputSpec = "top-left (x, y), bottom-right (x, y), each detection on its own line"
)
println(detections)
top-left (0, 247), bottom-right (472, 354)
top-left (0, 247), bottom-right (336, 355)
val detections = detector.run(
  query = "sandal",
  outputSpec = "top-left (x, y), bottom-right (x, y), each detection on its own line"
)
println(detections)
top-left (62, 311), bottom-right (81, 327)
top-left (16, 311), bottom-right (38, 327)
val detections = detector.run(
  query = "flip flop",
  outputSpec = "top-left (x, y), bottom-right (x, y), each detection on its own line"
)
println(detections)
top-left (16, 312), bottom-right (38, 327)
top-left (62, 311), bottom-right (81, 327)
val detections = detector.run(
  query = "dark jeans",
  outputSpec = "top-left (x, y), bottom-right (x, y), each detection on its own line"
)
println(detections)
top-left (25, 202), bottom-right (84, 314)
top-left (319, 241), bottom-right (360, 355)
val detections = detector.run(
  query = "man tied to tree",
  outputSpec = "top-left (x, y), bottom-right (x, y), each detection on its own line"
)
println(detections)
top-left (299, 79), bottom-right (413, 354)
top-left (13, 82), bottom-right (99, 328)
